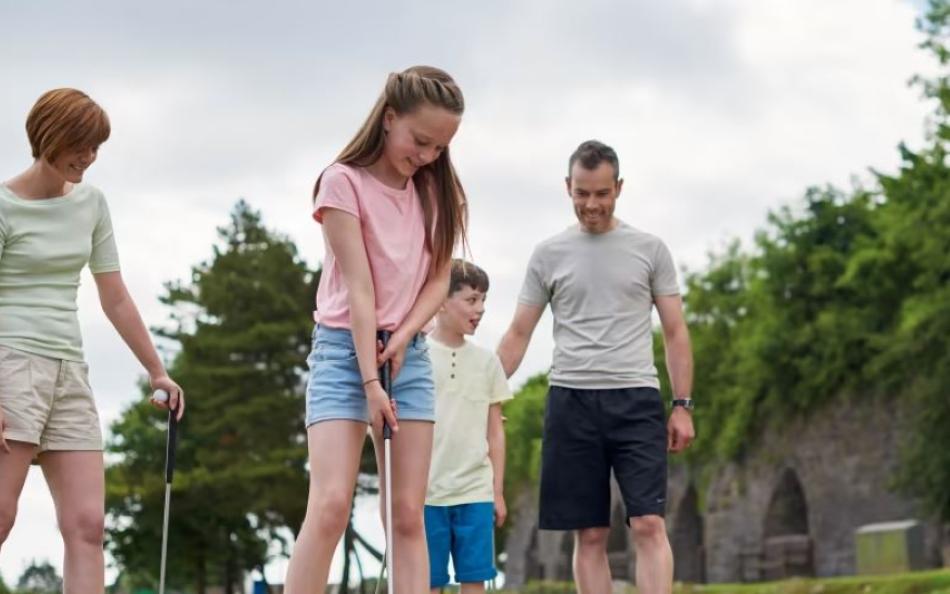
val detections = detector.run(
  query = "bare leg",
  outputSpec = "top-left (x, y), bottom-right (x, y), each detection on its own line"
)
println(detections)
top-left (373, 420), bottom-right (433, 594)
top-left (572, 527), bottom-right (612, 594)
top-left (630, 515), bottom-right (673, 594)
top-left (40, 450), bottom-right (106, 594)
top-left (460, 581), bottom-right (486, 594)
top-left (284, 421), bottom-right (367, 594)
top-left (0, 441), bottom-right (37, 548)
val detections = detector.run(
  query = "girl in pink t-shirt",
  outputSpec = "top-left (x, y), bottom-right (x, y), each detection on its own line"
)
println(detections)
top-left (285, 66), bottom-right (467, 593)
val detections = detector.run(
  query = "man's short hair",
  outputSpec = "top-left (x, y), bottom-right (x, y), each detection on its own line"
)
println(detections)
top-left (568, 139), bottom-right (619, 181)
top-left (449, 259), bottom-right (489, 295)
top-left (26, 88), bottom-right (110, 161)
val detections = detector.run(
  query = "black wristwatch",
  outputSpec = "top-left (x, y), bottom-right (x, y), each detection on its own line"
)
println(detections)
top-left (671, 398), bottom-right (694, 411)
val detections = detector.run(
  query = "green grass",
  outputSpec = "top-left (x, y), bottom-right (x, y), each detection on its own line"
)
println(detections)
top-left (499, 569), bottom-right (950, 594)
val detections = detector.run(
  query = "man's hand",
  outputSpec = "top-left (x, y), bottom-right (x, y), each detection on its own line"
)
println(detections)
top-left (667, 407), bottom-right (695, 453)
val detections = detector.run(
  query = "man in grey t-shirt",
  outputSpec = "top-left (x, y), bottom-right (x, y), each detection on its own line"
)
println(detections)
top-left (498, 140), bottom-right (695, 594)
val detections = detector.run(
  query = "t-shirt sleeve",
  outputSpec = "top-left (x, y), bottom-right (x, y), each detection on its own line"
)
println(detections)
top-left (488, 354), bottom-right (513, 404)
top-left (89, 194), bottom-right (121, 273)
top-left (0, 211), bottom-right (7, 261)
top-left (313, 166), bottom-right (360, 224)
top-left (517, 246), bottom-right (551, 306)
top-left (651, 239), bottom-right (680, 296)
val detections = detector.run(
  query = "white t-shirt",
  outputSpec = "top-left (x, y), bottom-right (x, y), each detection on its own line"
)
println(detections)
top-left (426, 338), bottom-right (513, 506)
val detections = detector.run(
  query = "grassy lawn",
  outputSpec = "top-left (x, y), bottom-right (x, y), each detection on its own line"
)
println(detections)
top-left (500, 569), bottom-right (950, 594)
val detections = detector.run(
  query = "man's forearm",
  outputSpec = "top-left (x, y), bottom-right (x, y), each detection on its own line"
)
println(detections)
top-left (665, 331), bottom-right (694, 398)
top-left (497, 330), bottom-right (528, 378)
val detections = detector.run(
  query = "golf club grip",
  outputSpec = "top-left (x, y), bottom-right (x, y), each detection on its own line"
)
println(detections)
top-left (165, 406), bottom-right (179, 484)
top-left (378, 330), bottom-right (393, 439)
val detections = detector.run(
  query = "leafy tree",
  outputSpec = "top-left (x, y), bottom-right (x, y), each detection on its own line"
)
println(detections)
top-left (106, 200), bottom-right (316, 593)
top-left (15, 560), bottom-right (61, 594)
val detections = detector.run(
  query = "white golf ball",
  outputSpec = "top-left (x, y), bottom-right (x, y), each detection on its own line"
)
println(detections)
top-left (152, 389), bottom-right (169, 403)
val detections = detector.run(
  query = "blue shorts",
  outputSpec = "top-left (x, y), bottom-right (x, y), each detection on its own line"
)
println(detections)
top-left (425, 502), bottom-right (497, 587)
top-left (305, 325), bottom-right (435, 426)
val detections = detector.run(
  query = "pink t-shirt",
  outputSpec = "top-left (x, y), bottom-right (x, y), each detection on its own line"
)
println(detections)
top-left (313, 163), bottom-right (432, 331)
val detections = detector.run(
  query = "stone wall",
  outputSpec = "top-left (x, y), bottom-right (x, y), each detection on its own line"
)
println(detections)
top-left (502, 396), bottom-right (945, 588)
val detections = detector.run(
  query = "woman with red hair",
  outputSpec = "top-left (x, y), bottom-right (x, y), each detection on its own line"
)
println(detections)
top-left (0, 88), bottom-right (184, 593)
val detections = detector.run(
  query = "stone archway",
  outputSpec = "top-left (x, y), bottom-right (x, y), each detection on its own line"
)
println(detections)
top-left (607, 502), bottom-right (632, 580)
top-left (761, 468), bottom-right (814, 579)
top-left (556, 532), bottom-right (574, 580)
top-left (524, 526), bottom-right (543, 581)
top-left (671, 485), bottom-right (705, 583)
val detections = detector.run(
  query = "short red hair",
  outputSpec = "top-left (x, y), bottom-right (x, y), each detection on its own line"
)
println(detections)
top-left (26, 88), bottom-right (110, 161)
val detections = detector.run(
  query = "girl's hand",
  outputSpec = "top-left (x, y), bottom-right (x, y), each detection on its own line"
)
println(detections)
top-left (150, 375), bottom-right (185, 421)
top-left (366, 381), bottom-right (398, 435)
top-left (377, 330), bottom-right (410, 381)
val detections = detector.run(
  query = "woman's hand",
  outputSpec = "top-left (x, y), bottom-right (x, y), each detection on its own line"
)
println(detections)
top-left (150, 375), bottom-right (185, 421)
top-left (0, 408), bottom-right (9, 453)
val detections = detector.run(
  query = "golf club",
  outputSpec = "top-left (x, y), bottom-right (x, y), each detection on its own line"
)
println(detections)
top-left (153, 388), bottom-right (179, 594)
top-left (378, 330), bottom-right (395, 594)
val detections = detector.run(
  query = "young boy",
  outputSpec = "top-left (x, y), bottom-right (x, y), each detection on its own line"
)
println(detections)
top-left (425, 259), bottom-right (513, 594)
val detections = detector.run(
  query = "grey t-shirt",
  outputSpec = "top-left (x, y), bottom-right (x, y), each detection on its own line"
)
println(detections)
top-left (518, 221), bottom-right (680, 390)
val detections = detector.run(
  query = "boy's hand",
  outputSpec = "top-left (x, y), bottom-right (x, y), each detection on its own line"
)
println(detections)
top-left (494, 493), bottom-right (507, 527)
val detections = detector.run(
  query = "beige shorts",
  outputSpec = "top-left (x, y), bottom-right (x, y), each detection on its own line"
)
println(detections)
top-left (0, 345), bottom-right (103, 452)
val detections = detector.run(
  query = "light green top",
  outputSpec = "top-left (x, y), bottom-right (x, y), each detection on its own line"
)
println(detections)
top-left (0, 183), bottom-right (120, 361)
top-left (426, 338), bottom-right (513, 506)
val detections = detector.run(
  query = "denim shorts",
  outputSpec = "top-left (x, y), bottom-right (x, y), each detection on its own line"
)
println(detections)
top-left (305, 325), bottom-right (435, 426)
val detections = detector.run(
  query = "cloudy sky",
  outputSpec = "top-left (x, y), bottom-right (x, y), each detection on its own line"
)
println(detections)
top-left (0, 0), bottom-right (938, 587)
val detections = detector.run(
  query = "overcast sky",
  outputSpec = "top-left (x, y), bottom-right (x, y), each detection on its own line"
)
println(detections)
top-left (0, 0), bottom-right (938, 587)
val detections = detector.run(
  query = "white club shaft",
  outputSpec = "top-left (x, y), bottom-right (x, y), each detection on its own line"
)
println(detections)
top-left (159, 484), bottom-right (171, 594)
top-left (385, 438), bottom-right (394, 594)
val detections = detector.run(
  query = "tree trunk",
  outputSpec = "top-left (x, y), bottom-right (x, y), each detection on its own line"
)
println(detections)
top-left (197, 548), bottom-right (207, 594)
top-left (340, 523), bottom-right (354, 594)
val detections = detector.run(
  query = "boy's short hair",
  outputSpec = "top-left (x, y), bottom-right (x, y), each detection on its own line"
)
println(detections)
top-left (26, 88), bottom-right (111, 161)
top-left (449, 259), bottom-right (489, 295)
top-left (568, 139), bottom-right (620, 181)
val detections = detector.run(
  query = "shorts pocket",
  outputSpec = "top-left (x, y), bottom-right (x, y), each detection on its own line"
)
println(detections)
top-left (0, 347), bottom-right (32, 397)
top-left (410, 337), bottom-right (431, 362)
top-left (313, 344), bottom-right (356, 363)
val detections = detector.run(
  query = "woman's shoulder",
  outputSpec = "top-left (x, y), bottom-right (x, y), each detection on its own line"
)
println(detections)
top-left (74, 184), bottom-right (110, 213)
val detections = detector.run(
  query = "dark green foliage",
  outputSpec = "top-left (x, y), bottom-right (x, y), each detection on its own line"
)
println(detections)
top-left (15, 560), bottom-right (62, 594)
top-left (105, 200), bottom-right (317, 592)
top-left (506, 27), bottom-right (950, 523)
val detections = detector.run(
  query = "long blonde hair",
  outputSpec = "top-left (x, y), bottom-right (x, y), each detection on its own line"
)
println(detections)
top-left (314, 65), bottom-right (467, 270)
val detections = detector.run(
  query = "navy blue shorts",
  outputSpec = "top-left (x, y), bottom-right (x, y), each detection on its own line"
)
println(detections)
top-left (425, 502), bottom-right (497, 587)
top-left (539, 386), bottom-right (668, 530)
